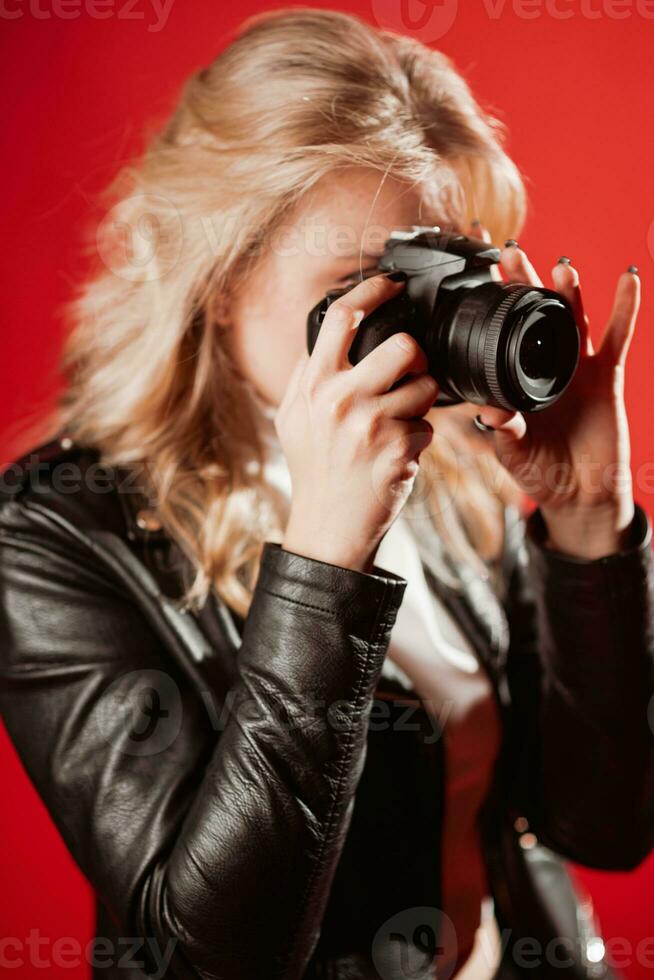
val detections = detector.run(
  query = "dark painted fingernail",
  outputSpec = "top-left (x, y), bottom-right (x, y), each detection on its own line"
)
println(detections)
top-left (627, 265), bottom-right (639, 275)
top-left (557, 256), bottom-right (571, 265)
top-left (385, 270), bottom-right (407, 281)
top-left (504, 239), bottom-right (519, 249)
top-left (473, 414), bottom-right (496, 432)
top-left (471, 219), bottom-right (481, 227)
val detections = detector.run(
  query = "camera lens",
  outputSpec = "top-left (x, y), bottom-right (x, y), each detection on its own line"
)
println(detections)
top-left (430, 282), bottom-right (580, 412)
top-left (508, 299), bottom-right (579, 407)
top-left (518, 321), bottom-right (557, 382)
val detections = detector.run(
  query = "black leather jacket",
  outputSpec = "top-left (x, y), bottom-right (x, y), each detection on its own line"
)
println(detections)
top-left (1, 434), bottom-right (653, 980)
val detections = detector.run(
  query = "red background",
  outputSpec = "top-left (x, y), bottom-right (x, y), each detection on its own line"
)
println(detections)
top-left (2, 1), bottom-right (654, 976)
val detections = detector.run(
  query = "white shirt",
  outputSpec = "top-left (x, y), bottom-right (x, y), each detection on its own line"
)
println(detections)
top-left (248, 387), bottom-right (502, 978)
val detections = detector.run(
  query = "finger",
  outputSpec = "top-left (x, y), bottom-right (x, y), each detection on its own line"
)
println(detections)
top-left (376, 372), bottom-right (439, 419)
top-left (476, 406), bottom-right (528, 441)
top-left (469, 219), bottom-right (492, 244)
top-left (308, 274), bottom-right (406, 377)
top-left (476, 407), bottom-right (530, 477)
top-left (500, 242), bottom-right (544, 288)
top-left (551, 258), bottom-right (594, 358)
top-left (469, 220), bottom-right (503, 282)
top-left (384, 416), bottom-right (435, 466)
top-left (597, 267), bottom-right (641, 367)
top-left (284, 349), bottom-right (310, 406)
top-left (347, 331), bottom-right (429, 397)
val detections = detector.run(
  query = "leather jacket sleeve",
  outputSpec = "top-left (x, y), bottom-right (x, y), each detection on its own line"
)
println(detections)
top-left (0, 497), bottom-right (407, 979)
top-left (500, 500), bottom-right (654, 870)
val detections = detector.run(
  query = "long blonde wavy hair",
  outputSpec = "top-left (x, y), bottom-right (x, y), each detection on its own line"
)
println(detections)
top-left (39, 7), bottom-right (526, 617)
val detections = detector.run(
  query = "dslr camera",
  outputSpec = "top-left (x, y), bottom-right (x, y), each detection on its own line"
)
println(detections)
top-left (307, 227), bottom-right (580, 413)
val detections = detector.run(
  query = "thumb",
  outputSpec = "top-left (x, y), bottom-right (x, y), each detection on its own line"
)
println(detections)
top-left (476, 407), bottom-right (529, 469)
top-left (476, 407), bottom-right (527, 442)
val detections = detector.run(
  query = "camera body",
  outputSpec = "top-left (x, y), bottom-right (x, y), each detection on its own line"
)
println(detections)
top-left (307, 227), bottom-right (580, 413)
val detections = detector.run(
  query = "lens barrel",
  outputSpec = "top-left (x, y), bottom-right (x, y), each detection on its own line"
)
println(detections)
top-left (433, 282), bottom-right (580, 412)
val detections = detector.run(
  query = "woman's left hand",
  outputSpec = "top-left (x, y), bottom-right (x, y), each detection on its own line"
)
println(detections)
top-left (471, 222), bottom-right (641, 559)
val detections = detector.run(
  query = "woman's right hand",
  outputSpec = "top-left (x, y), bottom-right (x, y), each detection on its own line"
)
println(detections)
top-left (276, 272), bottom-right (439, 573)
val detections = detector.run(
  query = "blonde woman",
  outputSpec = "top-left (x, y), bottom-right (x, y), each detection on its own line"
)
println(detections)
top-left (1, 8), bottom-right (652, 980)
